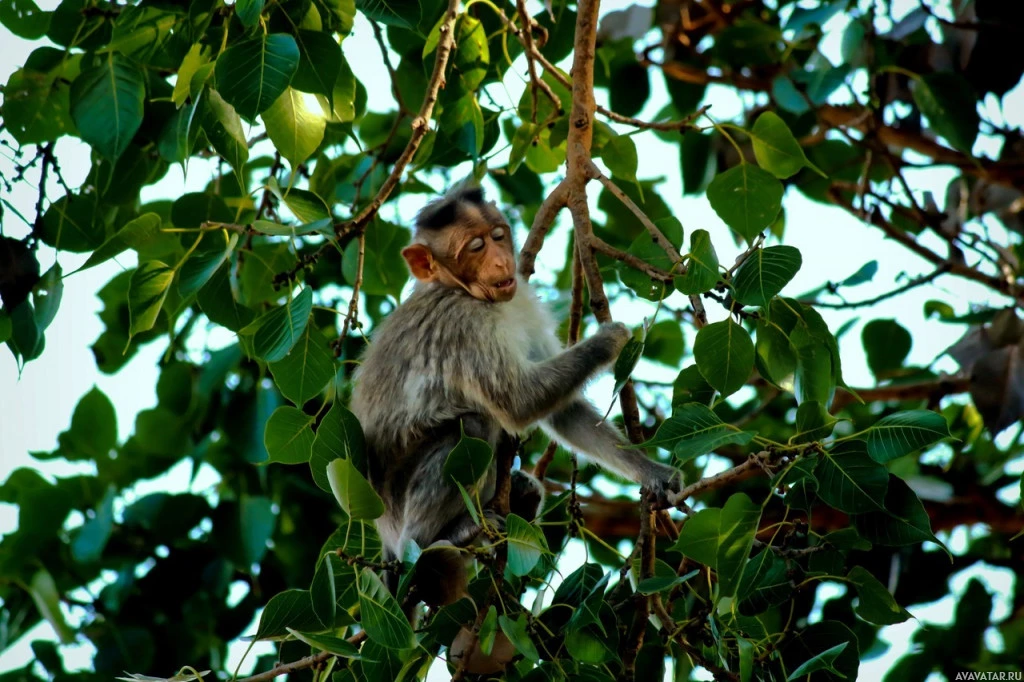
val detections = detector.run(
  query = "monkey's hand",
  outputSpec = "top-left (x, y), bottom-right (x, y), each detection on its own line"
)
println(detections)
top-left (595, 322), bottom-right (632, 360)
top-left (643, 463), bottom-right (682, 507)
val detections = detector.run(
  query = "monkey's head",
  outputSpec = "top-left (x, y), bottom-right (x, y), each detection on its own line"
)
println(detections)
top-left (402, 186), bottom-right (518, 303)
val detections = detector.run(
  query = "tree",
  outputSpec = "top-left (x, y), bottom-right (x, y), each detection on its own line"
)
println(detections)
top-left (1, 0), bottom-right (1022, 680)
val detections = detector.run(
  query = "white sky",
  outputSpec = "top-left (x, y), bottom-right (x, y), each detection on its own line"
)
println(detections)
top-left (0, 0), bottom-right (1021, 679)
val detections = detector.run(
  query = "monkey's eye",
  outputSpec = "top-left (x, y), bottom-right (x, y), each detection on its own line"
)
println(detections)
top-left (468, 237), bottom-right (485, 252)
top-left (491, 227), bottom-right (505, 241)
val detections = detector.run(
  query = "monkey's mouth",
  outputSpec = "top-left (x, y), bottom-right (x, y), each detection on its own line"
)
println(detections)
top-left (494, 279), bottom-right (515, 290)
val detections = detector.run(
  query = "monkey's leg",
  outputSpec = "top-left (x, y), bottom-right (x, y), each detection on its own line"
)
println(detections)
top-left (543, 399), bottom-right (680, 496)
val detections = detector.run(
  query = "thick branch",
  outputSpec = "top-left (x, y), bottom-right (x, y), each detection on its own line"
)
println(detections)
top-left (831, 375), bottom-right (971, 413)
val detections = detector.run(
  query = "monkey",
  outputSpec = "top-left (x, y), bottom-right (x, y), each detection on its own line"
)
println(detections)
top-left (349, 185), bottom-right (680, 613)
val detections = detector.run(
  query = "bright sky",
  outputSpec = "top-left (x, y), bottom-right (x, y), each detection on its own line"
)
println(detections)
top-left (0, 0), bottom-right (1021, 679)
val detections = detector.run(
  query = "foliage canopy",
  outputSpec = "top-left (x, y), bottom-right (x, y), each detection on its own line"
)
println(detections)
top-left (1, 0), bottom-right (1023, 681)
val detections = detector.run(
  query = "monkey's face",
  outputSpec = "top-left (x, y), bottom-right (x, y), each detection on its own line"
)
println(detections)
top-left (403, 201), bottom-right (518, 303)
top-left (449, 222), bottom-right (517, 302)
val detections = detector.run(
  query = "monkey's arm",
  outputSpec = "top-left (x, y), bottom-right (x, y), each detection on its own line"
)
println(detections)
top-left (542, 399), bottom-right (680, 494)
top-left (458, 323), bottom-right (630, 431)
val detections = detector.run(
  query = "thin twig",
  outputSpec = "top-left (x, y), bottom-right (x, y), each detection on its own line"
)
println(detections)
top-left (589, 163), bottom-right (683, 265)
top-left (518, 180), bottom-right (568, 279)
top-left (805, 266), bottom-right (949, 310)
top-left (337, 232), bottom-right (366, 352)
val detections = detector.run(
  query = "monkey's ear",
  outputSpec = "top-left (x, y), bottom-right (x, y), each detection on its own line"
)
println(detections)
top-left (402, 244), bottom-right (436, 281)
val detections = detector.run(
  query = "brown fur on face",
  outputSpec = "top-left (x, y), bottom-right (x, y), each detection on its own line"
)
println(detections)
top-left (401, 188), bottom-right (517, 303)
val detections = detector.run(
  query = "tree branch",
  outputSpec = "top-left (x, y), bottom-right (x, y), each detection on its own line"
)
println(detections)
top-left (518, 180), bottom-right (567, 279)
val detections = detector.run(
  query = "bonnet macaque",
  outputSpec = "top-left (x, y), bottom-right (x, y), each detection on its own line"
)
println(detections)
top-left (350, 186), bottom-right (678, 665)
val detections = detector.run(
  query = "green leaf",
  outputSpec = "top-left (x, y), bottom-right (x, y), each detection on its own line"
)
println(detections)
top-left (643, 402), bottom-right (754, 463)
top-left (356, 0), bottom-right (419, 29)
top-left (327, 457), bottom-right (384, 520)
top-left (841, 260), bottom-right (878, 287)
top-left (70, 54), bottom-right (145, 160)
top-left (643, 320), bottom-right (685, 366)
top-left (201, 89), bottom-right (249, 184)
top-left (612, 331), bottom-right (645, 395)
top-left (912, 72), bottom-right (979, 153)
top-left (737, 550), bottom-right (790, 615)
top-left (787, 641), bottom-right (849, 681)
top-left (2, 60), bottom-right (78, 146)
top-left (214, 34), bottom-right (300, 121)
top-left (0, 0), bottom-right (50, 39)
top-left (178, 231), bottom-right (237, 299)
top-left (357, 569), bottom-right (415, 649)
top-left (269, 179), bottom-right (332, 224)
top-left (439, 93), bottom-right (485, 158)
top-left (790, 401), bottom-right (837, 444)
top-left (861, 319), bottom-right (912, 380)
top-left (717, 493), bottom-right (762, 598)
top-left (235, 0), bottom-right (264, 26)
top-left (732, 245), bottom-right (803, 308)
top-left (670, 493), bottom-right (760, 599)
top-left (498, 614), bottom-right (540, 663)
top-left (478, 605), bottom-right (498, 655)
top-left (847, 566), bottom-right (912, 625)
top-left (255, 589), bottom-right (323, 639)
top-left (310, 552), bottom-right (341, 628)
top-left (253, 218), bottom-right (333, 237)
top-left (739, 638), bottom-right (755, 682)
top-left (637, 569), bottom-right (699, 595)
top-left (707, 164), bottom-right (784, 242)
top-left (263, 87), bottom-right (327, 169)
top-left (318, 54), bottom-right (357, 123)
top-left (128, 261), bottom-right (174, 339)
top-left (55, 387), bottom-right (117, 459)
top-left (618, 217), bottom-right (683, 301)
top-left (865, 410), bottom-right (951, 463)
top-left (756, 319), bottom-right (797, 389)
top-left (269, 322), bottom-right (335, 406)
top-left (0, 311), bottom-right (10, 344)
top-left (671, 506), bottom-right (720, 565)
top-left (252, 287), bottom-right (314, 362)
top-left (70, 486), bottom-right (115, 564)
top-left (291, 29), bottom-right (342, 99)
top-left (693, 319), bottom-right (755, 397)
top-left (238, 495), bottom-right (276, 567)
top-left (814, 441), bottom-right (887, 514)
top-left (675, 229), bottom-right (720, 295)
top-left (287, 629), bottom-right (361, 657)
top-left (76, 213), bottom-right (162, 273)
top-left (602, 135), bottom-right (639, 184)
top-left (749, 111), bottom-right (817, 179)
top-left (28, 569), bottom-right (74, 644)
top-left (9, 300), bottom-right (43, 361)
top-left (443, 423), bottom-right (493, 487)
top-left (264, 406), bottom-right (316, 464)
top-left (343, 219), bottom-right (410, 299)
top-left (197, 263), bottom-right (256, 332)
top-left (311, 401), bottom-right (366, 493)
top-left (853, 476), bottom-right (946, 550)
top-left (172, 43), bottom-right (208, 108)
top-left (39, 193), bottom-right (105, 253)
top-left (506, 513), bottom-right (548, 577)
